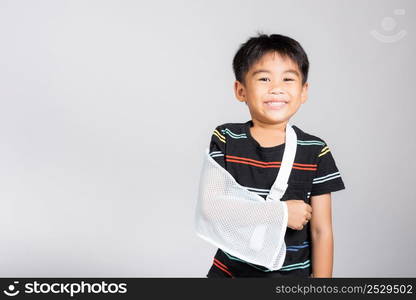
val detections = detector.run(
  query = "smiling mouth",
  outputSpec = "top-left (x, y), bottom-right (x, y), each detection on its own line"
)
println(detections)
top-left (264, 100), bottom-right (288, 109)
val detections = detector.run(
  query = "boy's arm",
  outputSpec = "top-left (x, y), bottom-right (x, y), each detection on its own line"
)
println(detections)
top-left (200, 125), bottom-right (287, 226)
top-left (204, 125), bottom-right (311, 229)
top-left (310, 192), bottom-right (333, 278)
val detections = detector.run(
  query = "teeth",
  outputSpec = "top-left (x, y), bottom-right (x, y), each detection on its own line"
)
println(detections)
top-left (266, 102), bottom-right (286, 106)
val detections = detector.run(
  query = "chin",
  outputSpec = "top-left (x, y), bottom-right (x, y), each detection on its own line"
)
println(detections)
top-left (258, 116), bottom-right (289, 124)
top-left (264, 113), bottom-right (289, 121)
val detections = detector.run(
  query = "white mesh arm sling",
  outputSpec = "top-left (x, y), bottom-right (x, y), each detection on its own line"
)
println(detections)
top-left (194, 123), bottom-right (298, 271)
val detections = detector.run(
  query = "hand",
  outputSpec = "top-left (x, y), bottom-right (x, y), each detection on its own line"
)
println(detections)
top-left (286, 200), bottom-right (312, 230)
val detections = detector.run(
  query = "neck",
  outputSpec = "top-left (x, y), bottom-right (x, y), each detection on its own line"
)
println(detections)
top-left (251, 119), bottom-right (288, 134)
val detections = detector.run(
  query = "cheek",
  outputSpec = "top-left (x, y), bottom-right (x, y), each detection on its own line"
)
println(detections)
top-left (288, 85), bottom-right (304, 98)
top-left (251, 85), bottom-right (268, 97)
top-left (245, 86), bottom-right (264, 101)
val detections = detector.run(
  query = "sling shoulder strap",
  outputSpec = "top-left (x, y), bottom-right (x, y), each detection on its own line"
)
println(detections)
top-left (266, 122), bottom-right (297, 202)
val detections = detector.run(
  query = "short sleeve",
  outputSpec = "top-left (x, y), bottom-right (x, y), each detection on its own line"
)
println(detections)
top-left (310, 142), bottom-right (345, 196)
top-left (208, 125), bottom-right (227, 169)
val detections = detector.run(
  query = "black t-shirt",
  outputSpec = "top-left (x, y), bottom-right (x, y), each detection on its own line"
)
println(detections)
top-left (206, 120), bottom-right (345, 278)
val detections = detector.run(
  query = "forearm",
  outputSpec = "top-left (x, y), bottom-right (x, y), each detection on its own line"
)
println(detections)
top-left (200, 194), bottom-right (287, 226)
top-left (311, 230), bottom-right (333, 277)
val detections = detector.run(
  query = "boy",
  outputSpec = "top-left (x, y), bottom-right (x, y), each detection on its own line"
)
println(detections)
top-left (203, 33), bottom-right (345, 278)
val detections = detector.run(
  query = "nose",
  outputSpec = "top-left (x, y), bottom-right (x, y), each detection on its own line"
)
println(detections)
top-left (269, 84), bottom-right (285, 95)
top-left (268, 79), bottom-right (285, 94)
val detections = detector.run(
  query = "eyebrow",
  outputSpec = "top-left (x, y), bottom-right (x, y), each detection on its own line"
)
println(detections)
top-left (251, 69), bottom-right (300, 77)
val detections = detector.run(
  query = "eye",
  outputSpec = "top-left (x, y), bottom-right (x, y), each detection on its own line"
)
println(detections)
top-left (258, 77), bottom-right (270, 82)
top-left (283, 78), bottom-right (295, 82)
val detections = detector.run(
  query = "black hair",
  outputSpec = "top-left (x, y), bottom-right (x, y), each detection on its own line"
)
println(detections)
top-left (232, 33), bottom-right (309, 85)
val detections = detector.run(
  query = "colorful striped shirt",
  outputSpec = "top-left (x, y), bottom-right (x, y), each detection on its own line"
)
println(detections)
top-left (206, 120), bottom-right (345, 278)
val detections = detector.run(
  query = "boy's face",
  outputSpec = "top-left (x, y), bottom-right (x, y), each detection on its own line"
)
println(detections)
top-left (234, 51), bottom-right (308, 127)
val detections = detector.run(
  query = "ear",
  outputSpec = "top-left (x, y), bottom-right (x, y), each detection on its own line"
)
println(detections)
top-left (234, 80), bottom-right (246, 103)
top-left (301, 82), bottom-right (309, 104)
